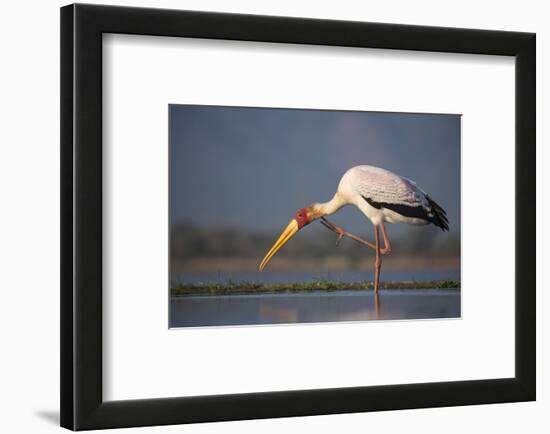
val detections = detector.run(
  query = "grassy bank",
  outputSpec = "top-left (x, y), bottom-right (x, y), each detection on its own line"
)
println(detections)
top-left (170, 280), bottom-right (460, 296)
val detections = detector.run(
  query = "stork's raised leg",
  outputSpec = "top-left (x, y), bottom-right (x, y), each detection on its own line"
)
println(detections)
top-left (380, 223), bottom-right (392, 255)
top-left (320, 217), bottom-right (376, 249)
top-left (320, 217), bottom-right (391, 254)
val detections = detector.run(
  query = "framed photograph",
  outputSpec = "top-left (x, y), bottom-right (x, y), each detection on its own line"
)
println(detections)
top-left (61, 3), bottom-right (535, 430)
top-left (168, 105), bottom-right (461, 327)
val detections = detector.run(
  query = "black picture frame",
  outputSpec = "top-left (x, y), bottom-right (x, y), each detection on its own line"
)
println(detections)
top-left (60, 3), bottom-right (536, 431)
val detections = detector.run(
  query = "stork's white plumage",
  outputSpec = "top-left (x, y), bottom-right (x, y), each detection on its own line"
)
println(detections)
top-left (259, 165), bottom-right (449, 292)
top-left (327, 165), bottom-right (449, 230)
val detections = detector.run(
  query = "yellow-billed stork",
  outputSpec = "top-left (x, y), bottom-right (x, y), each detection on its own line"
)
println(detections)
top-left (259, 165), bottom-right (449, 292)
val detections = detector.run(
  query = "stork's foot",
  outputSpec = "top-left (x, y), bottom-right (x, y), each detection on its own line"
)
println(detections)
top-left (320, 218), bottom-right (346, 246)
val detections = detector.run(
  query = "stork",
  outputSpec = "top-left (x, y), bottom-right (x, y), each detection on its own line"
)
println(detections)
top-left (259, 165), bottom-right (449, 292)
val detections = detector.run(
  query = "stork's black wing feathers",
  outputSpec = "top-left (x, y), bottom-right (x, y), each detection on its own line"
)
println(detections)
top-left (362, 195), bottom-right (449, 232)
top-left (426, 195), bottom-right (449, 231)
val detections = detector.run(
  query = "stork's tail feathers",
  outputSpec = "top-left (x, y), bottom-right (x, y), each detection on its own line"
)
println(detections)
top-left (427, 196), bottom-right (449, 231)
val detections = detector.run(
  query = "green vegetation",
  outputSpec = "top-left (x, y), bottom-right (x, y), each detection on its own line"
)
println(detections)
top-left (170, 280), bottom-right (460, 296)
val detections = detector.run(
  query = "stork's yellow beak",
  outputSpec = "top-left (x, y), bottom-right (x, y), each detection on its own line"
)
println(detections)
top-left (259, 219), bottom-right (299, 271)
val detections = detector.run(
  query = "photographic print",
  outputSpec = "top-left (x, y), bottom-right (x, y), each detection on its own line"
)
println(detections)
top-left (169, 105), bottom-right (460, 328)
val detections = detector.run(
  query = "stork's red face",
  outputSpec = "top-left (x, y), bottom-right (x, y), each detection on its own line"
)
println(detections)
top-left (294, 207), bottom-right (311, 229)
top-left (259, 206), bottom-right (314, 271)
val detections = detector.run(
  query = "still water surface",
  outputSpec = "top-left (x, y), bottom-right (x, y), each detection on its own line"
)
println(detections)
top-left (170, 289), bottom-right (460, 328)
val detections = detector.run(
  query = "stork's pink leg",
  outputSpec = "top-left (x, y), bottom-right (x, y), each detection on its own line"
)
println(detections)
top-left (374, 225), bottom-right (382, 293)
top-left (380, 223), bottom-right (392, 255)
top-left (320, 218), bottom-right (376, 249)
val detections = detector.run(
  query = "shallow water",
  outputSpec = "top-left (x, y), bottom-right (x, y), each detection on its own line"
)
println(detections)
top-left (170, 289), bottom-right (460, 328)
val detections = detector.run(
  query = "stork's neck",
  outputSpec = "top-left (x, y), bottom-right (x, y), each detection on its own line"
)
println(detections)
top-left (311, 193), bottom-right (347, 219)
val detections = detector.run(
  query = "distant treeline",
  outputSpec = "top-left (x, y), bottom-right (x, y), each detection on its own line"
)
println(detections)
top-left (170, 221), bottom-right (460, 261)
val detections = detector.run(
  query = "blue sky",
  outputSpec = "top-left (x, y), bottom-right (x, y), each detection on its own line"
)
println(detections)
top-left (169, 105), bottom-right (460, 238)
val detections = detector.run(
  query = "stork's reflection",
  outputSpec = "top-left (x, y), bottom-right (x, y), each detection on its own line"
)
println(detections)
top-left (257, 290), bottom-right (382, 323)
